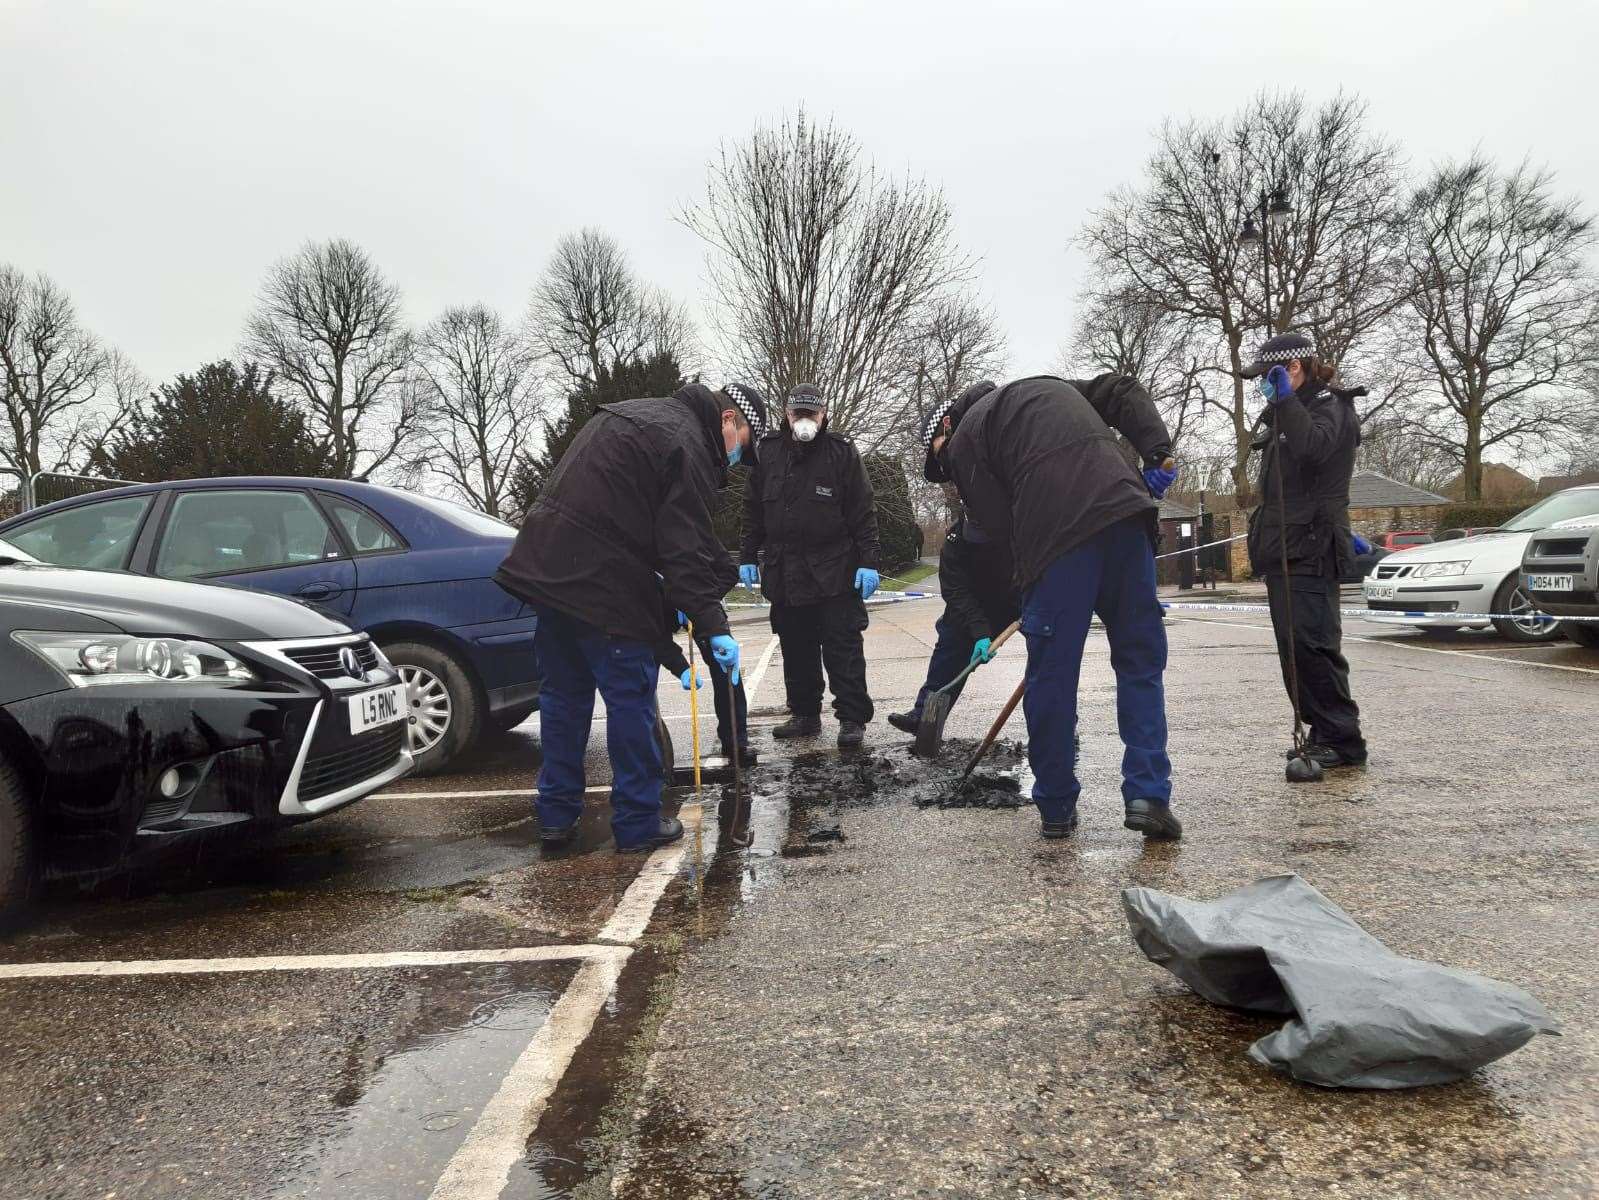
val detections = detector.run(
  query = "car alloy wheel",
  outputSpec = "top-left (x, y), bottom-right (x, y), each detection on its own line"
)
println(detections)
top-left (1491, 575), bottom-right (1561, 643)
top-left (397, 663), bottom-right (453, 754)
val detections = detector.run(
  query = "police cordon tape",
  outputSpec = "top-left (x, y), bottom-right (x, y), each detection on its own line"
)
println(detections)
top-left (727, 590), bottom-right (935, 609)
top-left (1160, 600), bottom-right (1599, 623)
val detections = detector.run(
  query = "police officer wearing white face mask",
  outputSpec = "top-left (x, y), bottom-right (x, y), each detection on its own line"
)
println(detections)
top-left (739, 383), bottom-right (880, 748)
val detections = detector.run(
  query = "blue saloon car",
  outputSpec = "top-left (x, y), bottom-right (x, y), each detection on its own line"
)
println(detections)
top-left (0, 478), bottom-right (538, 773)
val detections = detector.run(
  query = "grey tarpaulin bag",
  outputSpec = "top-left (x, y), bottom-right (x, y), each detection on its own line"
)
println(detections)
top-left (1121, 874), bottom-right (1560, 1088)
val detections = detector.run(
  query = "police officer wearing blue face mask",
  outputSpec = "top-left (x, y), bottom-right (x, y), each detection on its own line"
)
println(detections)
top-left (496, 382), bottom-right (767, 852)
top-left (1245, 333), bottom-right (1369, 770)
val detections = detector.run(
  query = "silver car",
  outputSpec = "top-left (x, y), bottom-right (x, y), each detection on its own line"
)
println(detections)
top-left (1361, 485), bottom-right (1599, 642)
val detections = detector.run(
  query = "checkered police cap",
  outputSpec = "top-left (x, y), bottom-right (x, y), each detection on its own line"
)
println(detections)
top-left (1244, 332), bottom-right (1317, 377)
top-left (922, 398), bottom-right (957, 456)
top-left (722, 382), bottom-right (768, 439)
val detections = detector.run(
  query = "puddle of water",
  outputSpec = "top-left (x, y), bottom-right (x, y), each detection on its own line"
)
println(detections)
top-left (272, 964), bottom-right (570, 1200)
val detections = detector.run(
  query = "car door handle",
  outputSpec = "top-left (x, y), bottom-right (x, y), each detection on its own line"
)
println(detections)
top-left (296, 582), bottom-right (339, 600)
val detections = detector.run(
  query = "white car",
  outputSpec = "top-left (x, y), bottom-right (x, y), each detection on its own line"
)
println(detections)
top-left (1362, 485), bottom-right (1599, 642)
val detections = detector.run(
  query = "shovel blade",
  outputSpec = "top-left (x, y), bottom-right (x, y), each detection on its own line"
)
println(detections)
top-left (913, 691), bottom-right (953, 758)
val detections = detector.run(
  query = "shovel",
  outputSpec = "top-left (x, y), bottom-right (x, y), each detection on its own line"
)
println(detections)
top-left (912, 619), bottom-right (1020, 758)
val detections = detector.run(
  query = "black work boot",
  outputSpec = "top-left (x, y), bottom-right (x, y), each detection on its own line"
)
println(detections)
top-left (1123, 798), bottom-right (1182, 840)
top-left (886, 710), bottom-right (919, 735)
top-left (772, 714), bottom-right (822, 739)
top-left (837, 720), bottom-right (866, 749)
top-left (1041, 812), bottom-right (1080, 839)
top-left (616, 816), bottom-right (685, 854)
top-left (721, 741), bottom-right (759, 768)
top-left (1284, 743), bottom-right (1368, 769)
top-left (540, 821), bottom-right (578, 849)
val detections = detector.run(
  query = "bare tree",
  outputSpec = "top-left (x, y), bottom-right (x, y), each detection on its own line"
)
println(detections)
top-left (0, 265), bottom-right (142, 480)
top-left (242, 239), bottom-right (419, 480)
top-left (1069, 283), bottom-right (1211, 446)
top-left (528, 229), bottom-right (698, 387)
top-left (414, 304), bottom-right (541, 519)
top-left (1079, 91), bottom-right (1408, 504)
top-left (682, 110), bottom-right (972, 441)
top-left (1401, 156), bottom-right (1599, 499)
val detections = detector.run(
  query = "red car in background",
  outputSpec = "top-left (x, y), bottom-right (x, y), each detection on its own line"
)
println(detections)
top-left (1372, 530), bottom-right (1434, 552)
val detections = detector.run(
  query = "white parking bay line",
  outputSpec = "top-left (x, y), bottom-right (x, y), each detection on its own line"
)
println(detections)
top-left (427, 801), bottom-right (709, 1200)
top-left (0, 943), bottom-right (615, 981)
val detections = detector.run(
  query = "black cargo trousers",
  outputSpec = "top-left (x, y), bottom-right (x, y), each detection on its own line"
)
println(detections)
top-left (1263, 573), bottom-right (1366, 756)
top-left (770, 593), bottom-right (873, 724)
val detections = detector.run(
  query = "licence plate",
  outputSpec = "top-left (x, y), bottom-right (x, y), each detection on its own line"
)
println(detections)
top-left (348, 683), bottom-right (406, 734)
top-left (1525, 573), bottom-right (1575, 592)
top-left (1367, 584), bottom-right (1396, 601)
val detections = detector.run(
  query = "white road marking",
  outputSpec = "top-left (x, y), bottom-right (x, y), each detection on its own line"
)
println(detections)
top-left (0, 943), bottom-right (618, 981)
top-left (426, 800), bottom-right (710, 1200)
top-left (428, 951), bottom-right (629, 1200)
top-left (1173, 615), bottom-right (1599, 676)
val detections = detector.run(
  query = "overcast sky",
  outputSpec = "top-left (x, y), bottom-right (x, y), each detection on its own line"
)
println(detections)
top-left (6, 0), bottom-right (1598, 391)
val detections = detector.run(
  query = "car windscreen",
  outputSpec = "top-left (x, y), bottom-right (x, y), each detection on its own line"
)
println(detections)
top-left (1394, 535), bottom-right (1432, 546)
top-left (1501, 489), bottom-right (1599, 531)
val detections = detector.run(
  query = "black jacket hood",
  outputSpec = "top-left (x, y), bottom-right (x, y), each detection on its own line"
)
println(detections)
top-left (672, 383), bottom-right (734, 481)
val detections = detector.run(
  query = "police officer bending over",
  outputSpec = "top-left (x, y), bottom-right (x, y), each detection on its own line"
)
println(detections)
top-left (934, 374), bottom-right (1182, 840)
top-left (740, 384), bottom-right (881, 749)
top-left (1245, 332), bottom-right (1368, 770)
top-left (496, 382), bottom-right (767, 852)
top-left (888, 382), bottom-right (1021, 735)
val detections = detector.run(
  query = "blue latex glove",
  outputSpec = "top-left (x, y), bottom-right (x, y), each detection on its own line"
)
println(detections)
top-left (1265, 364), bottom-right (1293, 402)
top-left (855, 567), bottom-right (880, 600)
top-left (709, 634), bottom-right (741, 685)
top-left (679, 667), bottom-right (701, 690)
top-left (969, 637), bottom-right (994, 667)
top-left (675, 610), bottom-right (688, 630)
top-left (1143, 463), bottom-right (1177, 499)
top-left (1352, 534), bottom-right (1372, 556)
top-left (738, 563), bottom-right (759, 589)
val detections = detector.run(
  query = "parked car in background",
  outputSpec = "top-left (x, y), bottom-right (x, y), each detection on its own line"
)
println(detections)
top-left (1362, 486), bottom-right (1599, 642)
top-left (0, 560), bottom-right (412, 915)
top-left (0, 479), bottom-right (538, 773)
top-left (1435, 526), bottom-right (1501, 541)
top-left (1372, 530), bottom-right (1434, 552)
top-left (1521, 514), bottom-right (1599, 650)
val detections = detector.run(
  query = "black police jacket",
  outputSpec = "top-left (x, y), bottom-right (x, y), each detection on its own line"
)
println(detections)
top-left (943, 374), bottom-right (1173, 590)
top-left (1246, 380), bottom-right (1361, 580)
top-left (939, 514), bottom-right (1019, 640)
top-left (495, 384), bottom-right (737, 642)
top-left (739, 426), bottom-right (880, 607)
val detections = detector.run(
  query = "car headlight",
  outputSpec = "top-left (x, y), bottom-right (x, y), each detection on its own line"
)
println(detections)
top-left (13, 632), bottom-right (257, 687)
top-left (1411, 561), bottom-right (1471, 579)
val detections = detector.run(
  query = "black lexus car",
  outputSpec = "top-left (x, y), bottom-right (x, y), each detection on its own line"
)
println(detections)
top-left (0, 559), bottom-right (414, 914)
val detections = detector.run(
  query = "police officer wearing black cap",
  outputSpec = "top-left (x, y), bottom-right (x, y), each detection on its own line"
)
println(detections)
top-left (497, 381), bottom-right (767, 852)
top-left (739, 383), bottom-right (880, 748)
top-left (1245, 332), bottom-right (1370, 769)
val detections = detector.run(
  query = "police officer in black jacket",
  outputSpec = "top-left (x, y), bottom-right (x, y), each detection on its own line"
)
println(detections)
top-left (935, 374), bottom-right (1181, 841)
top-left (887, 382), bottom-right (1021, 735)
top-left (739, 384), bottom-right (881, 748)
top-left (1245, 332), bottom-right (1368, 769)
top-left (496, 382), bottom-right (767, 852)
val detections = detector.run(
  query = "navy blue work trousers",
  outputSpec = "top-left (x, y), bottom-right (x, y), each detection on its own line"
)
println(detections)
top-left (1020, 516), bottom-right (1172, 820)
top-left (532, 606), bottom-right (661, 848)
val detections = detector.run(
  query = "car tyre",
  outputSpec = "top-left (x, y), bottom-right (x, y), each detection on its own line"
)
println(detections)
top-left (1564, 622), bottom-right (1599, 649)
top-left (0, 752), bottom-right (34, 922)
top-left (384, 640), bottom-right (482, 775)
top-left (1489, 575), bottom-right (1563, 644)
top-left (655, 715), bottom-right (674, 783)
top-left (491, 704), bottom-right (538, 735)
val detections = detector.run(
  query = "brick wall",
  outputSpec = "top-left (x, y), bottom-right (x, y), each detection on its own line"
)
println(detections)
top-left (1348, 504), bottom-right (1449, 537)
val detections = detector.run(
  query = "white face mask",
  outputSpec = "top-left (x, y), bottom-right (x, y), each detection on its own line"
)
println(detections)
top-left (791, 417), bottom-right (819, 443)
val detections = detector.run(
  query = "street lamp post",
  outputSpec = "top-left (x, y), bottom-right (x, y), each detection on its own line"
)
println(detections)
top-left (1237, 187), bottom-right (1293, 336)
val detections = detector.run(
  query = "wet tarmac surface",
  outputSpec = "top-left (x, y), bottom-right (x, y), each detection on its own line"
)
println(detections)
top-left (0, 602), bottom-right (1594, 1198)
